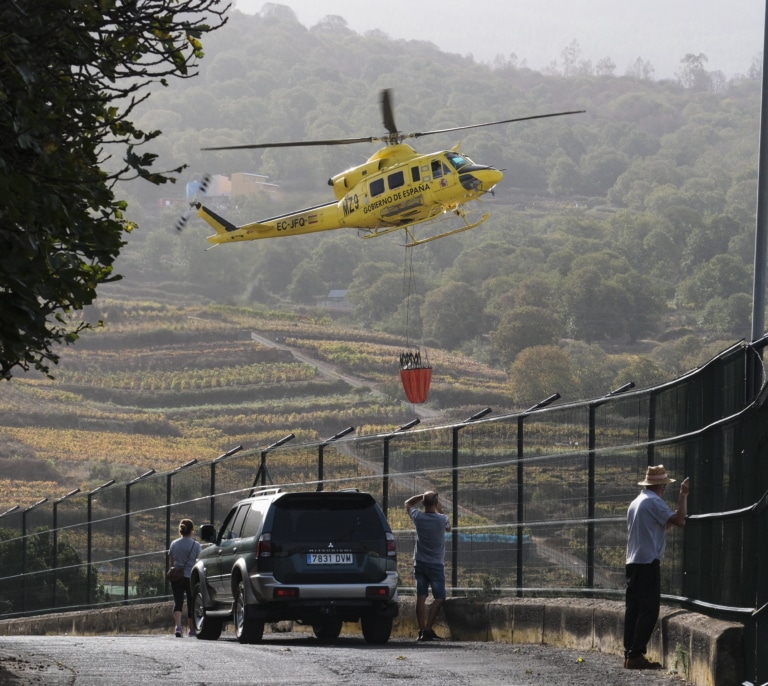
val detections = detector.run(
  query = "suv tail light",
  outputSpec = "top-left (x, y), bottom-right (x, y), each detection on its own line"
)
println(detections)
top-left (386, 532), bottom-right (396, 557)
top-left (366, 586), bottom-right (390, 598)
top-left (256, 532), bottom-right (272, 558)
top-left (274, 587), bottom-right (299, 599)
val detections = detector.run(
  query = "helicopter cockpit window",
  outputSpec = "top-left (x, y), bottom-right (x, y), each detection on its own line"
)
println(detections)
top-left (445, 152), bottom-right (471, 171)
top-left (388, 170), bottom-right (405, 190)
top-left (370, 178), bottom-right (385, 197)
top-left (431, 159), bottom-right (443, 179)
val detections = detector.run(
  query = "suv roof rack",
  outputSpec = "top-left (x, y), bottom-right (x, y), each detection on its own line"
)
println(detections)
top-left (249, 487), bottom-right (282, 497)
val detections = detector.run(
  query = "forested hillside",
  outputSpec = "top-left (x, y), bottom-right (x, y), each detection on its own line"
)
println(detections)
top-left (2, 4), bottom-right (764, 508)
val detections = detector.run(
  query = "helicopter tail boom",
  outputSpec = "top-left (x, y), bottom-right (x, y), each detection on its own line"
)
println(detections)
top-left (198, 201), bottom-right (341, 245)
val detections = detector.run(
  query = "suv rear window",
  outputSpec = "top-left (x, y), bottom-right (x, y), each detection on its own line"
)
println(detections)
top-left (271, 493), bottom-right (383, 543)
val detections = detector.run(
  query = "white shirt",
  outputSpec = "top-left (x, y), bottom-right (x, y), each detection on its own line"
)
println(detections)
top-left (626, 489), bottom-right (674, 564)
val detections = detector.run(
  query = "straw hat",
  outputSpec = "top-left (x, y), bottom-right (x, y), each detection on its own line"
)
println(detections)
top-left (638, 465), bottom-right (676, 486)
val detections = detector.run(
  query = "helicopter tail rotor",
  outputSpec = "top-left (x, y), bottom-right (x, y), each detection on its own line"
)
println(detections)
top-left (174, 173), bottom-right (211, 232)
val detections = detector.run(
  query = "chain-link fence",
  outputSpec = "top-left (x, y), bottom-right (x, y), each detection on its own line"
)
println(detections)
top-left (0, 340), bottom-right (766, 678)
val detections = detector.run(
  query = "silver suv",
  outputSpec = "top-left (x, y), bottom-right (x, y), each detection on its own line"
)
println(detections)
top-left (191, 489), bottom-right (399, 644)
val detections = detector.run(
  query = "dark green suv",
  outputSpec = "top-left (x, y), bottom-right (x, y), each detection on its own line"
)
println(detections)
top-left (191, 489), bottom-right (399, 644)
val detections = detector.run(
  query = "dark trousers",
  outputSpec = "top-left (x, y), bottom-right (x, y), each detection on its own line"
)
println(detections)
top-left (624, 560), bottom-right (661, 659)
top-left (172, 577), bottom-right (193, 617)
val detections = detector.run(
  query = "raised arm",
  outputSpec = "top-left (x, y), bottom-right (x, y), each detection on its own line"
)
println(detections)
top-left (405, 493), bottom-right (425, 512)
top-left (667, 477), bottom-right (690, 528)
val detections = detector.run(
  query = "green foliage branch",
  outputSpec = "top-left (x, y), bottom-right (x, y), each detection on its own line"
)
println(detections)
top-left (0, 0), bottom-right (228, 379)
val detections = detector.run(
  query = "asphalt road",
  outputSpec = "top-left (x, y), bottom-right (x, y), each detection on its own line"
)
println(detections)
top-left (0, 632), bottom-right (687, 685)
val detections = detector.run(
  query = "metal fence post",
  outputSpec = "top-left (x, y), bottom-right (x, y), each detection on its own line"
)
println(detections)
top-left (251, 434), bottom-right (295, 493)
top-left (316, 427), bottom-right (354, 491)
top-left (87, 480), bottom-right (114, 605)
top-left (647, 392), bottom-right (657, 465)
top-left (21, 498), bottom-right (47, 613)
top-left (52, 488), bottom-right (80, 608)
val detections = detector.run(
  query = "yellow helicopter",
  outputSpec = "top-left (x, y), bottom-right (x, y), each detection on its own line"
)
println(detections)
top-left (187, 90), bottom-right (584, 247)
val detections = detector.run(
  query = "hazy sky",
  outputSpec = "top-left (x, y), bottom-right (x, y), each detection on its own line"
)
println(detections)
top-left (233, 1), bottom-right (765, 79)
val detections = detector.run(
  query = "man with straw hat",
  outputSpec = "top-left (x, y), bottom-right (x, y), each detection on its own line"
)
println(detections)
top-left (624, 465), bottom-right (689, 670)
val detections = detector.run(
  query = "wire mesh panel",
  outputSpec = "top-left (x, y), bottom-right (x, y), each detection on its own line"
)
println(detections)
top-left (594, 392), bottom-right (651, 450)
top-left (314, 439), bottom-right (385, 495)
top-left (454, 418), bottom-right (518, 526)
top-left (0, 509), bottom-right (24, 614)
top-left (515, 405), bottom-right (590, 594)
top-left (88, 485), bottom-right (126, 606)
top-left (21, 502), bottom-right (54, 614)
top-left (252, 444), bottom-right (316, 492)
top-left (168, 464), bottom-right (213, 535)
top-left (681, 417), bottom-right (759, 611)
top-left (52, 492), bottom-right (91, 610)
top-left (345, 434), bottom-right (387, 507)
top-left (127, 475), bottom-right (167, 602)
top-left (209, 447), bottom-right (265, 524)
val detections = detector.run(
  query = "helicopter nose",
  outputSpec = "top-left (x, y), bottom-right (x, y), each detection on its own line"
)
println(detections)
top-left (482, 168), bottom-right (504, 189)
top-left (459, 167), bottom-right (503, 193)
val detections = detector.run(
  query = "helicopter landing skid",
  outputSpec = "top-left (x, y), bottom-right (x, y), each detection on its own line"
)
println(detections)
top-left (361, 210), bottom-right (490, 247)
top-left (403, 211), bottom-right (490, 247)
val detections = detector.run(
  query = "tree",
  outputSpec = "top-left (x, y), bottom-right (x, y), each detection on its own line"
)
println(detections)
top-left (489, 307), bottom-right (561, 367)
top-left (677, 53), bottom-right (712, 91)
top-left (699, 293), bottom-right (752, 338)
top-left (579, 148), bottom-right (629, 196)
top-left (507, 345), bottom-right (578, 406)
top-left (561, 262), bottom-right (663, 343)
top-left (548, 154), bottom-right (582, 196)
top-left (625, 57), bottom-right (655, 80)
top-left (0, 0), bottom-right (228, 379)
top-left (420, 282), bottom-right (484, 350)
top-left (288, 259), bottom-right (326, 304)
top-left (676, 255), bottom-right (751, 309)
top-left (563, 341), bottom-right (617, 398)
top-left (612, 355), bottom-right (667, 390)
top-left (348, 271), bottom-right (406, 326)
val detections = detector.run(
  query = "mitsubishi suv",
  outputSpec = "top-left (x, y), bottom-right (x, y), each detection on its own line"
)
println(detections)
top-left (190, 489), bottom-right (399, 644)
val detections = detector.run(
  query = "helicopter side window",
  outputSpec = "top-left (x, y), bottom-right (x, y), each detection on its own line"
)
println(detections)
top-left (388, 170), bottom-right (405, 190)
top-left (431, 159), bottom-right (443, 179)
top-left (370, 178), bottom-right (385, 197)
top-left (411, 166), bottom-right (420, 183)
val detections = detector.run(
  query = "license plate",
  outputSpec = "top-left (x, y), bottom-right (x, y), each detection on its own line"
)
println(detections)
top-left (307, 552), bottom-right (353, 565)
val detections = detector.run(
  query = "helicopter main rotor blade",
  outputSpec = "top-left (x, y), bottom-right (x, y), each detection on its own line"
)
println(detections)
top-left (381, 88), bottom-right (398, 137)
top-left (201, 136), bottom-right (390, 151)
top-left (200, 104), bottom-right (586, 152)
top-left (406, 109), bottom-right (586, 140)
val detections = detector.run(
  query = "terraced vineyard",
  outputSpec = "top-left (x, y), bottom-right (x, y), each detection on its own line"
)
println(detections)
top-left (0, 298), bottom-right (510, 511)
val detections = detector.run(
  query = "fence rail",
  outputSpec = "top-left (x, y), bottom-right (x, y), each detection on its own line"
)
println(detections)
top-left (0, 340), bottom-right (767, 680)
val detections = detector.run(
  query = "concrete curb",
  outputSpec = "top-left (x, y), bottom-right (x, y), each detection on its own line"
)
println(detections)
top-left (435, 598), bottom-right (744, 686)
top-left (0, 597), bottom-right (743, 686)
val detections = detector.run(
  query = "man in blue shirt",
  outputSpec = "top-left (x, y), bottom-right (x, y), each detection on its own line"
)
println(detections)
top-left (405, 490), bottom-right (451, 642)
top-left (624, 465), bottom-right (689, 669)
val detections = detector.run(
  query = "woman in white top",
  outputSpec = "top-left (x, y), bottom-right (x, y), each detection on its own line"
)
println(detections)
top-left (168, 518), bottom-right (202, 637)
